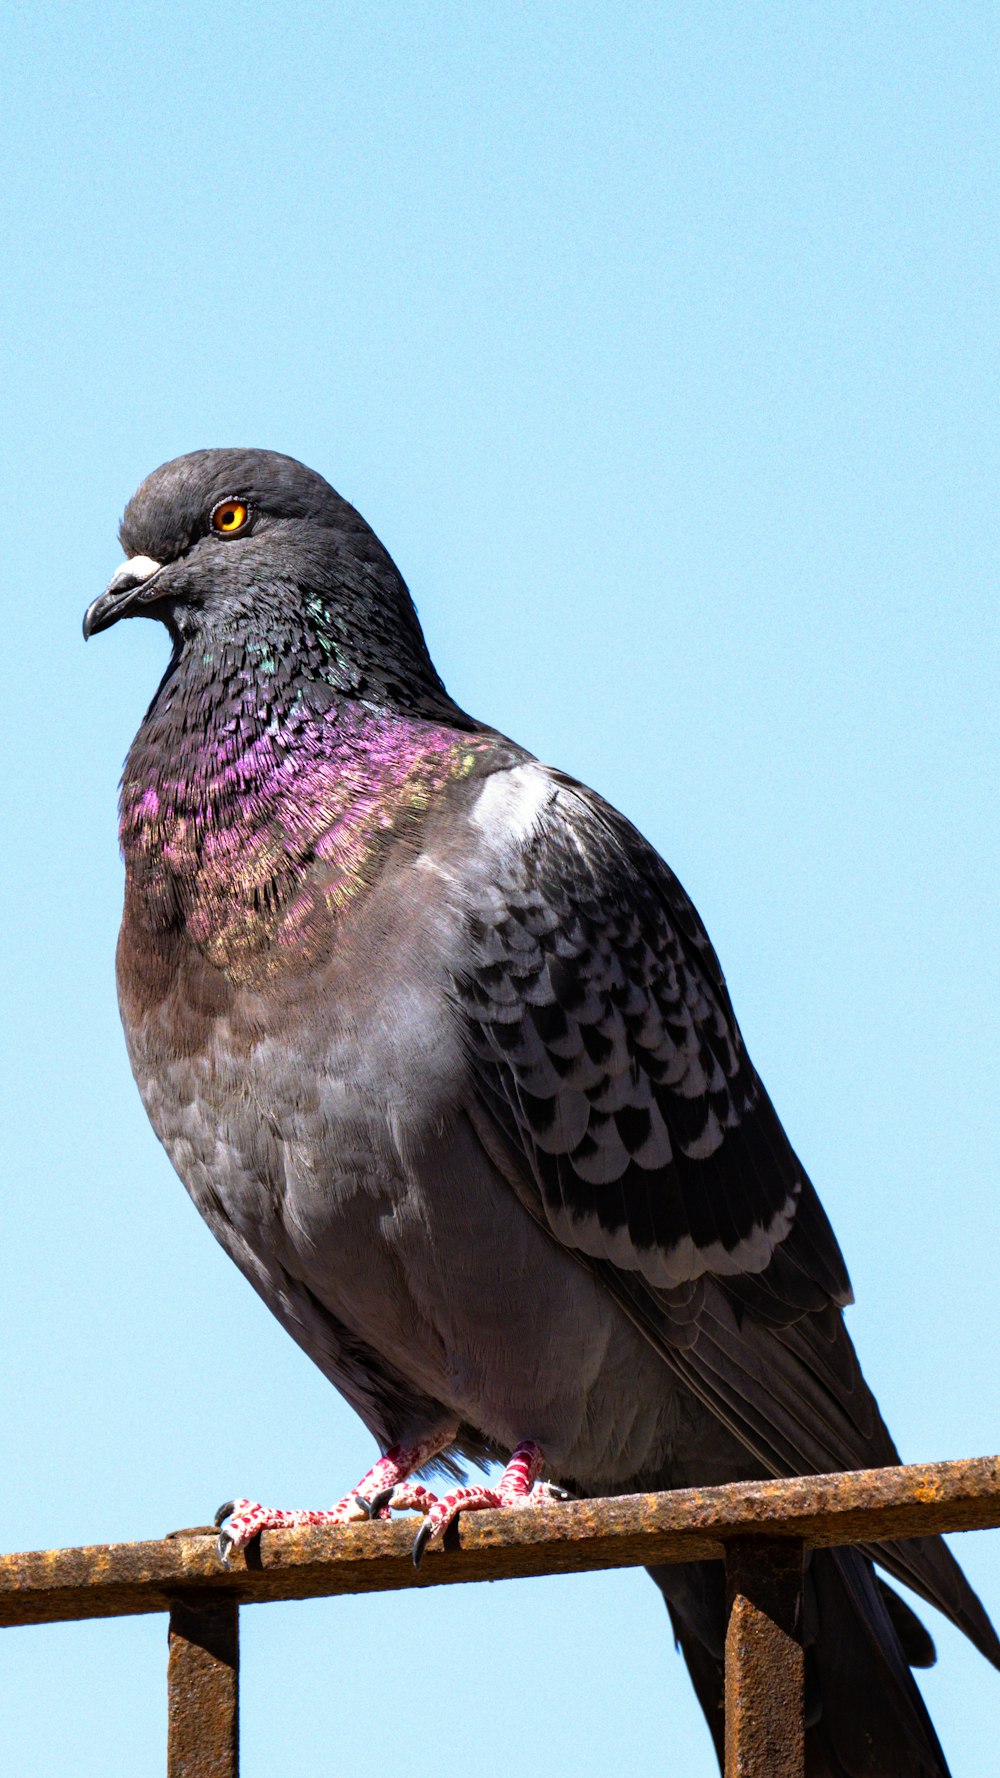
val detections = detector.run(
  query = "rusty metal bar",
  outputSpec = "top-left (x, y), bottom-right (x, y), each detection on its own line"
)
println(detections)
top-left (1, 1454), bottom-right (997, 1629)
top-left (2, 1457), bottom-right (999, 1778)
top-left (2, 1454), bottom-right (999, 1626)
top-left (167, 1596), bottom-right (239, 1778)
top-left (725, 1539), bottom-right (804, 1778)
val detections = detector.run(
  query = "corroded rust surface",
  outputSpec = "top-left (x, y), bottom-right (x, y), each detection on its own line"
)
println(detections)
top-left (2, 1454), bottom-right (998, 1628)
top-left (725, 1540), bottom-right (804, 1778)
top-left (168, 1598), bottom-right (238, 1778)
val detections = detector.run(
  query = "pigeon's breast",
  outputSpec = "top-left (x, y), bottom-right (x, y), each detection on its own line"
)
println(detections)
top-left (118, 713), bottom-right (498, 987)
top-left (117, 751), bottom-right (693, 1485)
top-left (119, 832), bottom-right (480, 1386)
top-left (116, 747), bottom-right (559, 1237)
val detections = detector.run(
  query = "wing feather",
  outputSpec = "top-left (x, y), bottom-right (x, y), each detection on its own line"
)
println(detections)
top-left (455, 760), bottom-right (1000, 1663)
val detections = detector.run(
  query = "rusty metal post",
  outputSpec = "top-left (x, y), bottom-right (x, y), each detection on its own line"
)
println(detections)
top-left (724, 1538), bottom-right (804, 1778)
top-left (168, 1596), bottom-right (239, 1778)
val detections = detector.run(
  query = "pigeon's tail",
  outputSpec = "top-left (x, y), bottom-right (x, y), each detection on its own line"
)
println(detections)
top-left (649, 1549), bottom-right (955, 1776)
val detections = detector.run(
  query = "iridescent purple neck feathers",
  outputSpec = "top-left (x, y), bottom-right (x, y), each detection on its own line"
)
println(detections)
top-left (120, 643), bottom-right (498, 982)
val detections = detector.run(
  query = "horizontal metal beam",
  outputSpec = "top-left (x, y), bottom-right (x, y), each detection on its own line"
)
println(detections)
top-left (2, 1454), bottom-right (997, 1629)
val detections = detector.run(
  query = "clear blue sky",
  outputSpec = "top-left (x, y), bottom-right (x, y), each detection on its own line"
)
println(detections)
top-left (2, 4), bottom-right (996, 1773)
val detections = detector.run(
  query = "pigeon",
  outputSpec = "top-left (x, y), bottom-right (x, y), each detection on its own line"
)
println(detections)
top-left (85, 448), bottom-right (998, 1775)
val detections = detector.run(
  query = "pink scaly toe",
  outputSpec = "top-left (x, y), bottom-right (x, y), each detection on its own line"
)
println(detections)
top-left (214, 1431), bottom-right (454, 1565)
top-left (214, 1493), bottom-right (368, 1562)
top-left (394, 1441), bottom-right (561, 1568)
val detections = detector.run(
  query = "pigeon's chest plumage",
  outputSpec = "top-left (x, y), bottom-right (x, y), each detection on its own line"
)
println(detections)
top-left (118, 700), bottom-right (491, 1196)
top-left (116, 700), bottom-right (519, 1369)
top-left (118, 768), bottom-right (484, 1408)
top-left (124, 873), bottom-right (465, 1299)
top-left (117, 720), bottom-right (688, 1480)
top-left (118, 691), bottom-right (494, 983)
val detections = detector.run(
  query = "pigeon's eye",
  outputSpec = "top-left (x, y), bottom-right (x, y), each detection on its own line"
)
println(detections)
top-left (211, 499), bottom-right (251, 535)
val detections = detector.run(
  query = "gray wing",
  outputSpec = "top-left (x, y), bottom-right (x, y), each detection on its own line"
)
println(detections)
top-left (457, 765), bottom-right (875, 1468)
top-left (455, 763), bottom-right (998, 1656)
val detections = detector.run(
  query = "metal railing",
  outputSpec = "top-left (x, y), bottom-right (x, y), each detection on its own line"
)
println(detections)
top-left (3, 1455), bottom-right (998, 1778)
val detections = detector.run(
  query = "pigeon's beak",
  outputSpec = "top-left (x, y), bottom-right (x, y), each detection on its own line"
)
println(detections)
top-left (83, 556), bottom-right (164, 639)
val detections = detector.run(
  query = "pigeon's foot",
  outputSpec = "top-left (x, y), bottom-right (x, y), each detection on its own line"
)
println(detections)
top-left (390, 1441), bottom-right (566, 1568)
top-left (214, 1430), bottom-right (455, 1566)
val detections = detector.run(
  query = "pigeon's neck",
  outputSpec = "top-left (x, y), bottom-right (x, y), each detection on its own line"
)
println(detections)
top-left (119, 639), bottom-right (495, 981)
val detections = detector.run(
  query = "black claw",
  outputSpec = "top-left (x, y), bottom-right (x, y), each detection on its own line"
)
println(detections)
top-left (217, 1531), bottom-right (233, 1568)
top-left (352, 1492), bottom-right (375, 1519)
top-left (412, 1519), bottom-right (434, 1570)
top-left (214, 1501), bottom-right (235, 1528)
top-left (365, 1487), bottom-right (396, 1517)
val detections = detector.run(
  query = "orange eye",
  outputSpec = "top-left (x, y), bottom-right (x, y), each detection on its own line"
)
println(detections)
top-left (211, 499), bottom-right (250, 535)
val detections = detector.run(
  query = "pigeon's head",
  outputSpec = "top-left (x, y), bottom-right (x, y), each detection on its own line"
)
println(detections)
top-left (83, 448), bottom-right (454, 713)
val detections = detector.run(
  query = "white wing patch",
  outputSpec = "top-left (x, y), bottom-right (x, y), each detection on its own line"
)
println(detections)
top-left (470, 762), bottom-right (554, 853)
